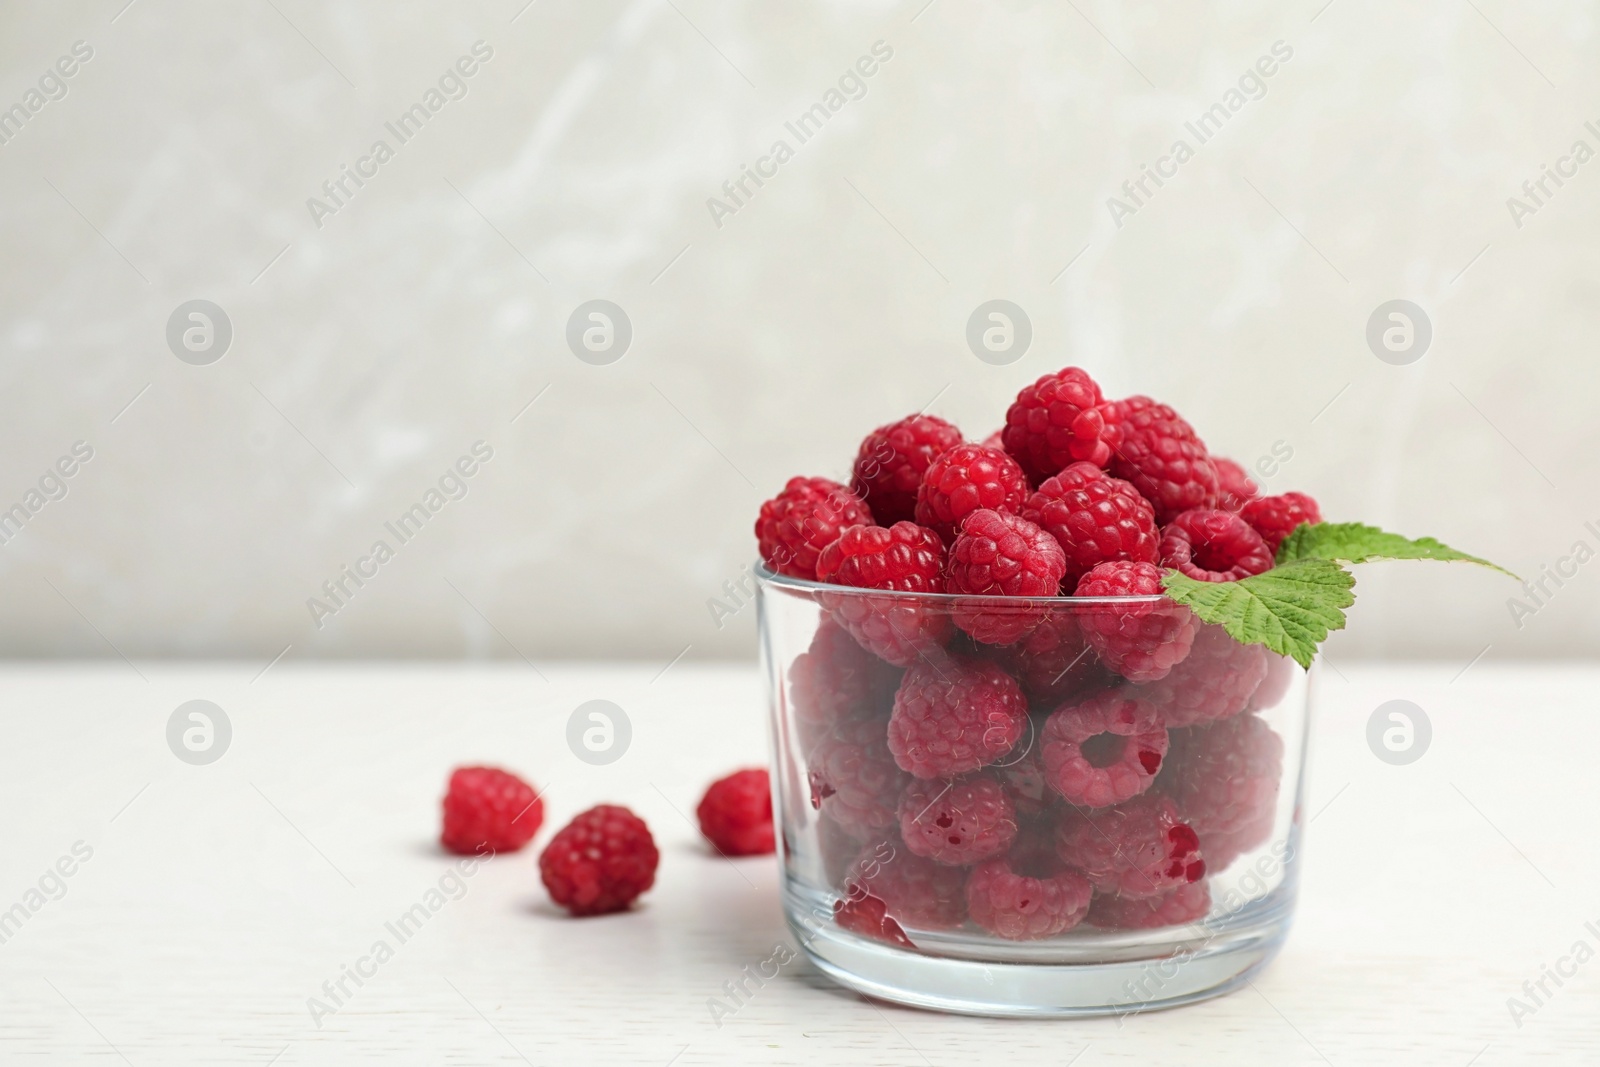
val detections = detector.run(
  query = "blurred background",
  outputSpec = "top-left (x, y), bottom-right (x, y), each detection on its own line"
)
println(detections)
top-left (1, 0), bottom-right (1595, 667)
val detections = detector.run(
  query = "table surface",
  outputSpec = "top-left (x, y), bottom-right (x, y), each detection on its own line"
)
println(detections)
top-left (0, 660), bottom-right (1594, 1065)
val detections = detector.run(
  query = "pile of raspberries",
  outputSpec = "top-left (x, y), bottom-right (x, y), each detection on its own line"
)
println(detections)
top-left (439, 765), bottom-right (774, 917)
top-left (761, 366), bottom-right (1315, 942)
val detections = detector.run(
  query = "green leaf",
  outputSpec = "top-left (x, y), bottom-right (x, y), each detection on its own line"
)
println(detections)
top-left (1161, 559), bottom-right (1356, 669)
top-left (1275, 522), bottom-right (1517, 577)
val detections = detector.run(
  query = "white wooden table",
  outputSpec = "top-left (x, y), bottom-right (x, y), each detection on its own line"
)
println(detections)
top-left (0, 661), bottom-right (1593, 1064)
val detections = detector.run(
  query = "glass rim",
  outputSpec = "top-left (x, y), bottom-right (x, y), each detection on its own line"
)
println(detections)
top-left (754, 563), bottom-right (1170, 606)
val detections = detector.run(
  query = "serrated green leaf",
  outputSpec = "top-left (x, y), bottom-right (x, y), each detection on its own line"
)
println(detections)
top-left (1275, 522), bottom-right (1516, 577)
top-left (1161, 559), bottom-right (1356, 669)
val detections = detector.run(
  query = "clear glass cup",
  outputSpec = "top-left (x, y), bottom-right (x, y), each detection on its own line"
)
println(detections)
top-left (756, 565), bottom-right (1309, 1017)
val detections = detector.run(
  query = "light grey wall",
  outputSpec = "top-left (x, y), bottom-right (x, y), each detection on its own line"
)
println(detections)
top-left (0, 0), bottom-right (1595, 669)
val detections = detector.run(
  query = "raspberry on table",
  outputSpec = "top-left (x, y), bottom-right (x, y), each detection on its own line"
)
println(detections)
top-left (1088, 880), bottom-right (1211, 930)
top-left (1161, 714), bottom-right (1283, 843)
top-left (1001, 367), bottom-right (1120, 483)
top-left (1020, 461), bottom-right (1160, 589)
top-left (1213, 458), bottom-right (1260, 512)
top-left (946, 509), bottom-right (1067, 646)
top-left (914, 444), bottom-right (1029, 544)
top-left (441, 766), bottom-right (544, 855)
top-left (843, 840), bottom-right (968, 929)
top-left (1137, 622), bottom-right (1269, 728)
top-left (697, 768), bottom-right (774, 856)
top-left (965, 832), bottom-right (1093, 940)
top-left (1039, 691), bottom-right (1169, 808)
top-left (807, 715), bottom-right (910, 838)
top-left (887, 655), bottom-right (1029, 779)
top-left (851, 414), bottom-right (965, 525)
top-left (898, 775), bottom-right (1019, 866)
top-left (1107, 396), bottom-right (1219, 523)
top-left (1053, 792), bottom-right (1205, 899)
top-left (833, 889), bottom-right (916, 948)
top-left (789, 618), bottom-right (903, 752)
top-left (1160, 508), bottom-right (1275, 583)
top-left (815, 521), bottom-right (952, 667)
top-left (1240, 491), bottom-right (1323, 555)
top-left (1073, 561), bottom-right (1198, 683)
top-left (539, 805), bottom-right (659, 916)
top-left (756, 476), bottom-right (873, 580)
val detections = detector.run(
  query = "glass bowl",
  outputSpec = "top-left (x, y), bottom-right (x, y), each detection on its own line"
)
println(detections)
top-left (756, 564), bottom-right (1309, 1017)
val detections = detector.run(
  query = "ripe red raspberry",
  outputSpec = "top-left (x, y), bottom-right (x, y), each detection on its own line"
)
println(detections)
top-left (1001, 367), bottom-right (1120, 482)
top-left (1160, 508), bottom-right (1274, 583)
top-left (987, 610), bottom-right (1115, 705)
top-left (965, 833), bottom-right (1093, 940)
top-left (833, 890), bottom-right (916, 948)
top-left (1213, 458), bottom-right (1259, 512)
top-left (898, 776), bottom-right (1018, 866)
top-left (789, 619), bottom-right (903, 751)
top-left (1053, 793), bottom-right (1205, 899)
top-left (440, 766), bottom-right (544, 855)
top-left (887, 655), bottom-right (1028, 779)
top-left (696, 768), bottom-right (774, 856)
top-left (850, 414), bottom-right (965, 525)
top-left (756, 476), bottom-right (873, 580)
top-left (1137, 623), bottom-right (1269, 728)
top-left (539, 805), bottom-right (659, 916)
top-left (842, 840), bottom-right (968, 929)
top-left (946, 509), bottom-right (1066, 646)
top-left (1240, 491), bottom-right (1323, 555)
top-left (807, 716), bottom-right (909, 838)
top-left (1039, 691), bottom-right (1168, 808)
top-left (815, 521), bottom-right (952, 667)
top-left (1073, 561), bottom-right (1198, 683)
top-left (1020, 461), bottom-right (1160, 589)
top-left (1108, 396), bottom-right (1219, 523)
top-left (914, 444), bottom-right (1029, 543)
top-left (1162, 715), bottom-right (1283, 841)
top-left (1088, 881), bottom-right (1211, 930)
top-left (1248, 652), bottom-right (1298, 712)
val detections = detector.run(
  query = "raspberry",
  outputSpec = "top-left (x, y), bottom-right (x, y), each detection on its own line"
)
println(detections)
top-left (440, 766), bottom-right (544, 855)
top-left (1108, 396), bottom-right (1219, 523)
top-left (1001, 367), bottom-right (1119, 482)
top-left (965, 833), bottom-right (1093, 940)
top-left (1213, 458), bottom-right (1259, 512)
top-left (1053, 793), bottom-right (1205, 899)
top-left (887, 655), bottom-right (1028, 779)
top-left (1201, 815), bottom-right (1276, 874)
top-left (1020, 461), bottom-right (1160, 588)
top-left (833, 890), bottom-right (916, 948)
top-left (898, 775), bottom-right (1018, 866)
top-left (697, 768), bottom-right (774, 856)
top-left (914, 444), bottom-right (1029, 543)
top-left (1248, 652), bottom-right (1298, 712)
top-left (815, 522), bottom-right (952, 667)
top-left (850, 414), bottom-right (965, 525)
top-left (1162, 715), bottom-right (1283, 841)
top-left (807, 716), bottom-right (909, 837)
top-left (1073, 561), bottom-right (1198, 683)
top-left (1088, 881), bottom-right (1211, 930)
top-left (1039, 691), bottom-right (1168, 808)
top-left (1160, 508), bottom-right (1274, 583)
top-left (756, 476), bottom-right (873, 580)
top-left (987, 610), bottom-right (1115, 705)
top-left (946, 509), bottom-right (1066, 645)
top-left (1240, 491), bottom-right (1323, 555)
top-left (979, 429), bottom-right (1005, 451)
top-left (539, 805), bottom-right (659, 916)
top-left (788, 619), bottom-right (902, 751)
top-left (1137, 623), bottom-right (1269, 728)
top-left (843, 840), bottom-right (968, 929)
